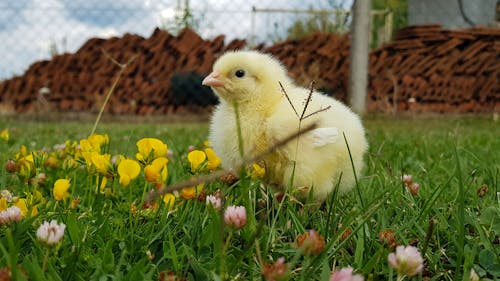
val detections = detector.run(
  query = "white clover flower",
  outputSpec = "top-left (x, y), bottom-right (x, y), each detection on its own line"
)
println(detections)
top-left (408, 182), bottom-right (420, 196)
top-left (330, 267), bottom-right (364, 281)
top-left (224, 205), bottom-right (246, 229)
top-left (0, 206), bottom-right (21, 225)
top-left (206, 195), bottom-right (222, 210)
top-left (402, 174), bottom-right (412, 185)
top-left (53, 143), bottom-right (66, 151)
top-left (37, 220), bottom-right (66, 246)
top-left (1, 189), bottom-right (13, 202)
top-left (388, 245), bottom-right (424, 277)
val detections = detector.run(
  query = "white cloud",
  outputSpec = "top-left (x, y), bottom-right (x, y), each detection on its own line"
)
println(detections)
top-left (0, 0), bottom-right (159, 79)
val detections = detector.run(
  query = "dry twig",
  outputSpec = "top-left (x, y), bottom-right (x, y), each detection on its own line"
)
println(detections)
top-left (90, 50), bottom-right (137, 135)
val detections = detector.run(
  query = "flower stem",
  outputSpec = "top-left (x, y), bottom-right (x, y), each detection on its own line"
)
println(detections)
top-left (223, 231), bottom-right (233, 254)
top-left (219, 231), bottom-right (233, 277)
top-left (42, 248), bottom-right (49, 272)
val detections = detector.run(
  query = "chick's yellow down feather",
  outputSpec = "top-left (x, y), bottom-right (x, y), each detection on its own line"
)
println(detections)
top-left (202, 51), bottom-right (368, 202)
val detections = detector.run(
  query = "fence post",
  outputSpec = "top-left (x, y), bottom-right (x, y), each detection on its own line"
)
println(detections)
top-left (349, 0), bottom-right (371, 115)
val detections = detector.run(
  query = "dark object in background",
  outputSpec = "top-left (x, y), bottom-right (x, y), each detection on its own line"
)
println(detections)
top-left (170, 72), bottom-right (219, 108)
top-left (496, 1), bottom-right (500, 22)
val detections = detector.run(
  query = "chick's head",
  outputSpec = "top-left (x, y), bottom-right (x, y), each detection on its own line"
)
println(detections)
top-left (202, 51), bottom-right (291, 105)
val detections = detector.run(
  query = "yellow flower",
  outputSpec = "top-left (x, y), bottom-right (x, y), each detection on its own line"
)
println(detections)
top-left (18, 155), bottom-right (35, 181)
top-left (13, 198), bottom-right (28, 217)
top-left (187, 150), bottom-right (206, 172)
top-left (251, 163), bottom-right (266, 179)
top-left (87, 134), bottom-right (109, 152)
top-left (15, 145), bottom-right (29, 160)
top-left (53, 179), bottom-right (71, 201)
top-left (204, 148), bottom-right (221, 171)
top-left (78, 139), bottom-right (93, 153)
top-left (136, 138), bottom-right (168, 163)
top-left (180, 184), bottom-right (204, 200)
top-left (162, 193), bottom-right (175, 210)
top-left (99, 177), bottom-right (108, 192)
top-left (31, 206), bottom-right (39, 216)
top-left (0, 129), bottom-right (9, 141)
top-left (91, 152), bottom-right (111, 174)
top-left (144, 157), bottom-right (168, 184)
top-left (76, 134), bottom-right (108, 164)
top-left (0, 198), bottom-right (7, 212)
top-left (76, 140), bottom-right (95, 165)
top-left (118, 159), bottom-right (141, 187)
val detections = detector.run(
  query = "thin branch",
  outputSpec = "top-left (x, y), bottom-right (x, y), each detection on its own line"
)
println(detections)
top-left (301, 105), bottom-right (332, 120)
top-left (90, 50), bottom-right (137, 136)
top-left (300, 81), bottom-right (315, 120)
top-left (279, 81), bottom-right (299, 118)
top-left (282, 80), bottom-right (330, 121)
top-left (146, 169), bottom-right (235, 200)
top-left (145, 122), bottom-right (318, 202)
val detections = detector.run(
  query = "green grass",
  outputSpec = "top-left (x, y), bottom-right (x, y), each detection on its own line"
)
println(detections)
top-left (0, 116), bottom-right (499, 281)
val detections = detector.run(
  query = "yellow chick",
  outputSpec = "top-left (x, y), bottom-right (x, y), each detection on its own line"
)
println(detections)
top-left (202, 51), bottom-right (368, 202)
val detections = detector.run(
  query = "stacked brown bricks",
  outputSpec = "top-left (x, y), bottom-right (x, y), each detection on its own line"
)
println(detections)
top-left (0, 28), bottom-right (245, 114)
top-left (0, 25), bottom-right (498, 114)
top-left (368, 25), bottom-right (499, 113)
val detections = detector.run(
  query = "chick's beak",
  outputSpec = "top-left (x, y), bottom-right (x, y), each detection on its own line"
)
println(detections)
top-left (202, 70), bottom-right (224, 88)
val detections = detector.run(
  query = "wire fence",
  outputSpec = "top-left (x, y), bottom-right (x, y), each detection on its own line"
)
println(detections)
top-left (0, 0), bottom-right (391, 80)
top-left (0, 0), bottom-right (497, 80)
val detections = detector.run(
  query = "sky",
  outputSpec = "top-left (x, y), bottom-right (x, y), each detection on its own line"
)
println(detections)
top-left (0, 0), bottom-right (353, 79)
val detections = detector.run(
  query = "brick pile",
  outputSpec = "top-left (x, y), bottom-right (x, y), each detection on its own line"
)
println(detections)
top-left (368, 24), bottom-right (499, 113)
top-left (0, 28), bottom-right (246, 114)
top-left (0, 25), bottom-right (498, 115)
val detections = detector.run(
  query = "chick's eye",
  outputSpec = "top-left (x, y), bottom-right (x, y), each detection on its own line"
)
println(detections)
top-left (235, 69), bottom-right (245, 78)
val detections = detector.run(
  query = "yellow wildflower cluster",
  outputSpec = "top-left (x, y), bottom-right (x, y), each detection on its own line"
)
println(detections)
top-left (175, 147), bottom-right (223, 201)
top-left (187, 148), bottom-right (221, 173)
top-left (3, 133), bottom-right (226, 215)
top-left (75, 133), bottom-right (111, 176)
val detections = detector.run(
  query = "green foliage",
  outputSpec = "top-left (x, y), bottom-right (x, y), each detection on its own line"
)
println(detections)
top-left (159, 0), bottom-right (200, 35)
top-left (286, 10), bottom-right (350, 40)
top-left (372, 0), bottom-right (408, 47)
top-left (284, 0), bottom-right (409, 47)
top-left (284, 1), bottom-right (351, 41)
top-left (0, 116), bottom-right (499, 280)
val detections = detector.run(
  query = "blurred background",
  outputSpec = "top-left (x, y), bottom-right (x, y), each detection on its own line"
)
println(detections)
top-left (0, 0), bottom-right (498, 116)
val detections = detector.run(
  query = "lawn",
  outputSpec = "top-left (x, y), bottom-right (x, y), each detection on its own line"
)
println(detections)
top-left (0, 115), bottom-right (499, 281)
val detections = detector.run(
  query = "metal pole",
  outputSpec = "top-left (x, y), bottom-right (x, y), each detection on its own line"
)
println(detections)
top-left (348, 0), bottom-right (371, 115)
